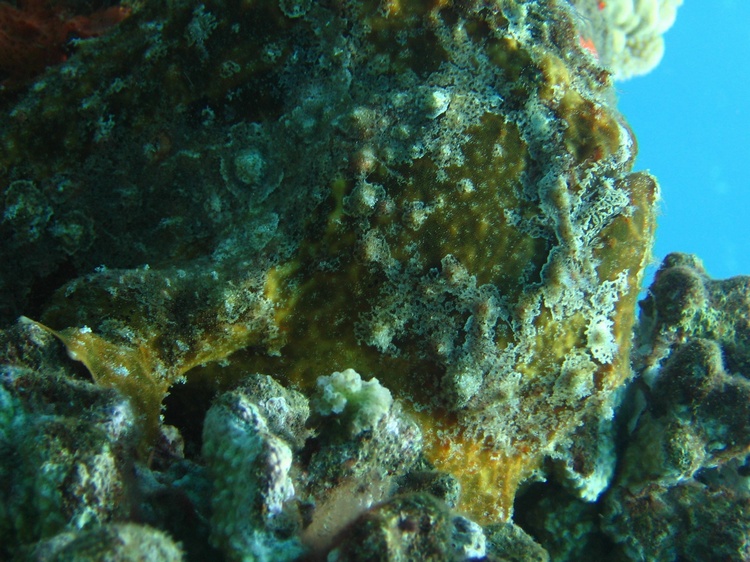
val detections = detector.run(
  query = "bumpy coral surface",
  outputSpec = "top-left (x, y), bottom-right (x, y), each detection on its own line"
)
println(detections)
top-left (601, 254), bottom-right (750, 561)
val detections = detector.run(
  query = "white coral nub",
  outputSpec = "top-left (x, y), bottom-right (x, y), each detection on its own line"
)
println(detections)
top-left (314, 368), bottom-right (393, 435)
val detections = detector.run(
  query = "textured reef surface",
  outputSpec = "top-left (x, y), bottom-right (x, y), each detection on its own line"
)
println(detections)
top-left (2, 0), bottom-right (744, 561)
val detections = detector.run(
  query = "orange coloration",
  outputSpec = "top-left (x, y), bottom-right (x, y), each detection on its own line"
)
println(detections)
top-left (30, 310), bottom-right (273, 454)
top-left (579, 35), bottom-right (598, 59)
top-left (0, 0), bottom-right (131, 83)
top-left (420, 418), bottom-right (536, 521)
top-left (598, 1), bottom-right (606, 9)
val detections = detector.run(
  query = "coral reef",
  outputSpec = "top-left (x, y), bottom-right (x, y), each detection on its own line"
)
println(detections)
top-left (601, 253), bottom-right (750, 561)
top-left (5, 0), bottom-right (731, 560)
top-left (570, 0), bottom-right (683, 79)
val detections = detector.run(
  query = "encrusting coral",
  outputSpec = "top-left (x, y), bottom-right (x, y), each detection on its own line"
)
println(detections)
top-left (0, 0), bottom-right (665, 557)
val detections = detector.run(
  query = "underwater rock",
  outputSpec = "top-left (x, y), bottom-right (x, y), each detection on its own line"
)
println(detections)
top-left (20, 522), bottom-right (183, 562)
top-left (0, 318), bottom-right (202, 560)
top-left (200, 373), bottom-right (425, 559)
top-left (601, 253), bottom-right (750, 560)
top-left (202, 388), bottom-right (306, 561)
top-left (629, 253), bottom-right (750, 479)
top-left (302, 371), bottom-right (424, 553)
top-left (512, 478), bottom-right (615, 561)
top-left (235, 373), bottom-right (312, 450)
top-left (327, 493), bottom-right (482, 562)
top-left (604, 480), bottom-right (750, 562)
top-left (0, 319), bottom-right (138, 558)
top-left (485, 521), bottom-right (550, 562)
top-left (133, 458), bottom-right (217, 561)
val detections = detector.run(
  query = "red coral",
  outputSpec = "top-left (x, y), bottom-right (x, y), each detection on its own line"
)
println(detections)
top-left (0, 1), bottom-right (131, 84)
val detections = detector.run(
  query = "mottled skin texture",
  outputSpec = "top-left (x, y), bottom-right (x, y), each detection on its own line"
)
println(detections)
top-left (3, 0), bottom-right (655, 524)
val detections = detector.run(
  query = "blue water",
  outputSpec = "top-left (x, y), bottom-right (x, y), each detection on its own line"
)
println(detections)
top-left (617, 0), bottom-right (750, 283)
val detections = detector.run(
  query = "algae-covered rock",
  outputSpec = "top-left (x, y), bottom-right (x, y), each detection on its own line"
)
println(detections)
top-left (327, 493), bottom-right (478, 562)
top-left (200, 372), bottom-right (426, 560)
top-left (302, 372), bottom-right (424, 553)
top-left (0, 319), bottom-right (198, 560)
top-left (604, 481), bottom-right (750, 562)
top-left (485, 521), bottom-right (549, 562)
top-left (629, 253), bottom-right (750, 480)
top-left (21, 522), bottom-right (184, 562)
top-left (0, 361), bottom-right (136, 553)
top-left (601, 254), bottom-right (750, 560)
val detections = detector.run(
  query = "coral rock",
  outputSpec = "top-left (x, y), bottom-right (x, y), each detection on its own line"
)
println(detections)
top-left (202, 389), bottom-right (305, 561)
top-left (327, 493), bottom-right (480, 562)
top-left (22, 522), bottom-right (184, 562)
top-left (603, 254), bottom-right (750, 560)
top-left (0, 321), bottom-right (138, 559)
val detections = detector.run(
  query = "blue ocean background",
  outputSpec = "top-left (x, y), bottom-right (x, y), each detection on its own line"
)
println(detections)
top-left (617, 0), bottom-right (750, 284)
